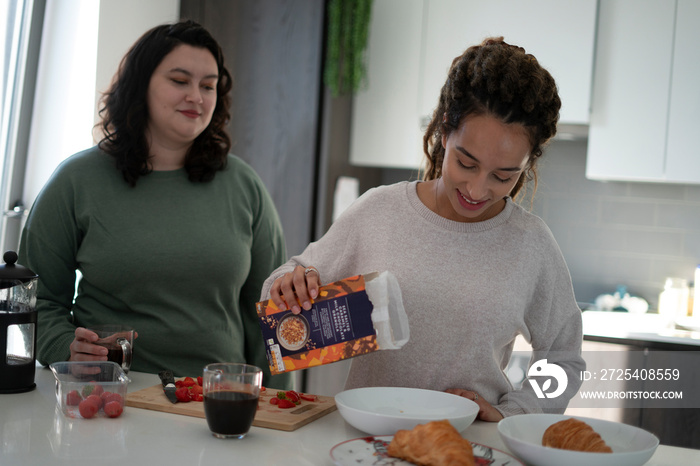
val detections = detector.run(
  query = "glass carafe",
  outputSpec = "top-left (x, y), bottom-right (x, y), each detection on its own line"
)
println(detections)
top-left (0, 251), bottom-right (38, 393)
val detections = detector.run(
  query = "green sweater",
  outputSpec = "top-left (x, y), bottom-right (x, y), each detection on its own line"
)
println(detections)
top-left (19, 146), bottom-right (291, 388)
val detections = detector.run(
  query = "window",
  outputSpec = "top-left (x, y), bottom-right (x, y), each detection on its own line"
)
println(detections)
top-left (0, 0), bottom-right (43, 253)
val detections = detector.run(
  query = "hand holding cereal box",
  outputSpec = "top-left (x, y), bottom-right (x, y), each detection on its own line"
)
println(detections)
top-left (256, 271), bottom-right (409, 375)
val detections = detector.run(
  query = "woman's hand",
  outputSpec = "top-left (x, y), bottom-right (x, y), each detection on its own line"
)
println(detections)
top-left (68, 327), bottom-right (108, 362)
top-left (445, 388), bottom-right (504, 422)
top-left (270, 265), bottom-right (321, 314)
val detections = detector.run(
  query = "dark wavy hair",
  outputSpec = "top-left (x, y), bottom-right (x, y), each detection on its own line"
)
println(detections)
top-left (422, 37), bottom-right (561, 200)
top-left (97, 20), bottom-right (232, 186)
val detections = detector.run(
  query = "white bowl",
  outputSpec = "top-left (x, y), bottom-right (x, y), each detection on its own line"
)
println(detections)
top-left (497, 413), bottom-right (659, 466)
top-left (335, 387), bottom-right (479, 436)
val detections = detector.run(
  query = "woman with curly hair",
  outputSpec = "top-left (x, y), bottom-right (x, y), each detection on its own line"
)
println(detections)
top-left (262, 37), bottom-right (584, 419)
top-left (19, 20), bottom-right (291, 388)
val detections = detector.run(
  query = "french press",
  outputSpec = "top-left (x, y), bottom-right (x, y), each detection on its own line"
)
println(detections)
top-left (0, 251), bottom-right (38, 393)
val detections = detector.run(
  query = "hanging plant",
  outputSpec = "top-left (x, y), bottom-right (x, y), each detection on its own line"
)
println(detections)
top-left (324, 0), bottom-right (373, 97)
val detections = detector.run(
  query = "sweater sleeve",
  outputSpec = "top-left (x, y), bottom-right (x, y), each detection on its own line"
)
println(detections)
top-left (258, 187), bottom-right (379, 301)
top-left (495, 238), bottom-right (585, 417)
top-left (18, 163), bottom-right (81, 366)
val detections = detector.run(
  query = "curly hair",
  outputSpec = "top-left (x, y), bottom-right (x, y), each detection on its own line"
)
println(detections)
top-left (422, 37), bottom-right (560, 199)
top-left (97, 20), bottom-right (232, 186)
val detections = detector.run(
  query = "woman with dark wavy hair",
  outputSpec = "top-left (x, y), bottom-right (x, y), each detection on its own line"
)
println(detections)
top-left (261, 37), bottom-right (584, 420)
top-left (19, 20), bottom-right (291, 389)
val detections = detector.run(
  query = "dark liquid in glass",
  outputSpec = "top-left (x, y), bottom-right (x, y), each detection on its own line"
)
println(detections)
top-left (204, 390), bottom-right (259, 436)
top-left (105, 347), bottom-right (123, 365)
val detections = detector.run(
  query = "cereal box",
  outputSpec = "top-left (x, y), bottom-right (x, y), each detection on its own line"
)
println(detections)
top-left (256, 272), bottom-right (409, 375)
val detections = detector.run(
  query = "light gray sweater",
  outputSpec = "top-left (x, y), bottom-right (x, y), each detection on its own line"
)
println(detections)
top-left (261, 181), bottom-right (584, 416)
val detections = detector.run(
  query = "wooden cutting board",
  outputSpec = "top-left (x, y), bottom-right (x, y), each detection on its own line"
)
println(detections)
top-left (126, 384), bottom-right (336, 431)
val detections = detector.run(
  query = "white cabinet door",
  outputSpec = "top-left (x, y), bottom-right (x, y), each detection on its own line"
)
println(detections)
top-left (586, 0), bottom-right (675, 182)
top-left (587, 0), bottom-right (700, 184)
top-left (419, 0), bottom-right (597, 125)
top-left (348, 0), bottom-right (425, 168)
top-left (665, 0), bottom-right (700, 183)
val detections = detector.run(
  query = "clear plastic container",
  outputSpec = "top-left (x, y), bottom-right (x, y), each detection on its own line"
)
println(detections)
top-left (49, 361), bottom-right (129, 419)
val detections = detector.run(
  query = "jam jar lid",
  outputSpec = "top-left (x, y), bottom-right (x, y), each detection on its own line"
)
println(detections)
top-left (0, 251), bottom-right (37, 288)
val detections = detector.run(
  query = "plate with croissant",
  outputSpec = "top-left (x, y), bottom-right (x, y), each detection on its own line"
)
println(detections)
top-left (331, 420), bottom-right (523, 466)
top-left (497, 413), bottom-right (659, 466)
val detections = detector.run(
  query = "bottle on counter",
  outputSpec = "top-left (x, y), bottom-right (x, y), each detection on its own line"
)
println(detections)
top-left (693, 265), bottom-right (700, 318)
top-left (658, 277), bottom-right (690, 328)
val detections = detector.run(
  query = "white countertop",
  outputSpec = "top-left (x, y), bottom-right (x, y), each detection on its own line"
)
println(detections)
top-left (582, 311), bottom-right (700, 346)
top-left (1, 365), bottom-right (698, 465)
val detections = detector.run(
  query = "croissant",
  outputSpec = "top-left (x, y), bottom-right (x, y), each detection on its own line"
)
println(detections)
top-left (387, 420), bottom-right (475, 466)
top-left (542, 418), bottom-right (613, 453)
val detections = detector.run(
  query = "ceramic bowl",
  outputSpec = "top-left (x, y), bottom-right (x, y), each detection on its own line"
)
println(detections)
top-left (335, 386), bottom-right (479, 435)
top-left (497, 413), bottom-right (659, 466)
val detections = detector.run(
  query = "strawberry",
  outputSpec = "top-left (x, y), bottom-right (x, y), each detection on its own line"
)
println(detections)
top-left (100, 391), bottom-right (113, 404)
top-left (78, 398), bottom-right (99, 418)
top-left (299, 393), bottom-right (317, 402)
top-left (269, 397), bottom-right (279, 405)
top-left (81, 382), bottom-right (103, 398)
top-left (104, 400), bottom-right (123, 418)
top-left (277, 398), bottom-right (295, 409)
top-left (285, 390), bottom-right (300, 403)
top-left (66, 389), bottom-right (82, 406)
top-left (103, 392), bottom-right (123, 405)
top-left (196, 376), bottom-right (203, 386)
top-left (87, 394), bottom-right (103, 409)
top-left (181, 377), bottom-right (196, 387)
top-left (175, 387), bottom-right (192, 402)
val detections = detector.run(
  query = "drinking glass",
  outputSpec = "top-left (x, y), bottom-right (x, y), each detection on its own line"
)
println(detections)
top-left (87, 324), bottom-right (134, 373)
top-left (203, 363), bottom-right (262, 439)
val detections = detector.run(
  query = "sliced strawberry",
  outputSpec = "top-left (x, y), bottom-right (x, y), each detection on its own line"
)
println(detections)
top-left (181, 377), bottom-right (196, 387)
top-left (285, 390), bottom-right (300, 403)
top-left (299, 393), bottom-right (317, 402)
top-left (269, 397), bottom-right (279, 405)
top-left (175, 387), bottom-right (192, 402)
top-left (277, 399), bottom-right (296, 409)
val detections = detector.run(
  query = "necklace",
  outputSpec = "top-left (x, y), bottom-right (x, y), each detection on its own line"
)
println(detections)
top-left (434, 179), bottom-right (442, 218)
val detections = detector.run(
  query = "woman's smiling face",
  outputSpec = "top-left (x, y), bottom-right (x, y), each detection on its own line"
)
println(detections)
top-left (438, 114), bottom-right (531, 222)
top-left (146, 44), bottom-right (219, 151)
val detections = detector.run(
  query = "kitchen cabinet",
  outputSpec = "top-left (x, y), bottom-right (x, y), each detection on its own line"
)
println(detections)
top-left (665, 0), bottom-right (700, 182)
top-left (349, 0), bottom-right (425, 169)
top-left (586, 0), bottom-right (700, 184)
top-left (350, 0), bottom-right (598, 169)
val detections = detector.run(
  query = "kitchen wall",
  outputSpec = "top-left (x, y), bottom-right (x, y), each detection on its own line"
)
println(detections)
top-left (381, 139), bottom-right (700, 311)
top-left (181, 0), bottom-right (324, 258)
